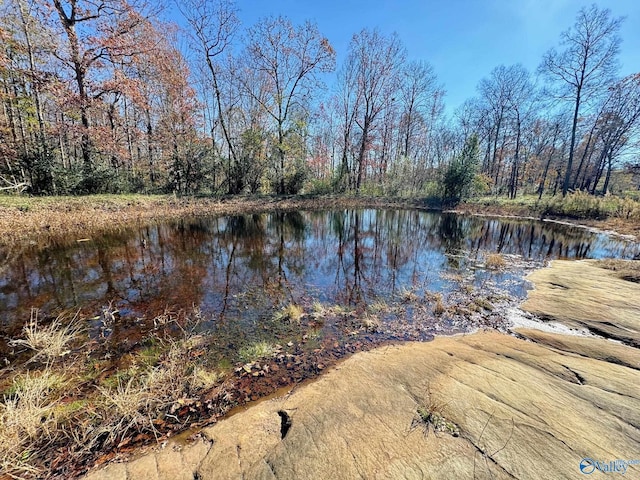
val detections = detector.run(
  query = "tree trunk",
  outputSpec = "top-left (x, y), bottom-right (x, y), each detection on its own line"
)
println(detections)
top-left (538, 125), bottom-right (559, 200)
top-left (355, 117), bottom-right (371, 193)
top-left (563, 87), bottom-right (582, 197)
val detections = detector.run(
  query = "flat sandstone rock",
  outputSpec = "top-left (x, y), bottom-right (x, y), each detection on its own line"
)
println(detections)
top-left (521, 259), bottom-right (640, 346)
top-left (84, 259), bottom-right (640, 479)
top-left (84, 330), bottom-right (640, 479)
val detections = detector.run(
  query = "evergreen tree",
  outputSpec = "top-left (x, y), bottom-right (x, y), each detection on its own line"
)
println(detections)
top-left (442, 134), bottom-right (479, 204)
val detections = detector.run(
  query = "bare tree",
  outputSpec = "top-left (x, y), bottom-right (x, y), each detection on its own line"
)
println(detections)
top-left (344, 28), bottom-right (405, 192)
top-left (243, 16), bottom-right (335, 194)
top-left (399, 60), bottom-right (439, 160)
top-left (178, 0), bottom-right (241, 192)
top-left (590, 74), bottom-right (640, 194)
top-left (539, 4), bottom-right (623, 196)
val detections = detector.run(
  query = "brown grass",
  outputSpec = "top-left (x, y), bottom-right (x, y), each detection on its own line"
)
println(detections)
top-left (485, 253), bottom-right (507, 270)
top-left (426, 292), bottom-right (446, 316)
top-left (8, 310), bottom-right (83, 365)
top-left (0, 194), bottom-right (434, 252)
top-left (0, 370), bottom-right (65, 478)
top-left (0, 309), bottom-right (229, 479)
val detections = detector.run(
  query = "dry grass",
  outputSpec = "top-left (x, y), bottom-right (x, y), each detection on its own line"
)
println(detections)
top-left (273, 303), bottom-right (305, 323)
top-left (0, 309), bottom-right (228, 478)
top-left (358, 314), bottom-right (381, 332)
top-left (485, 253), bottom-right (507, 270)
top-left (98, 376), bottom-right (156, 443)
top-left (8, 310), bottom-right (83, 365)
top-left (310, 302), bottom-right (352, 318)
top-left (398, 287), bottom-right (419, 302)
top-left (426, 292), bottom-right (446, 316)
top-left (0, 370), bottom-right (65, 479)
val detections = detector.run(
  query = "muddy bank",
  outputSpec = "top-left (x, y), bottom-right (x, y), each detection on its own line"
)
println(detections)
top-left (522, 259), bottom-right (640, 347)
top-left (84, 329), bottom-right (640, 480)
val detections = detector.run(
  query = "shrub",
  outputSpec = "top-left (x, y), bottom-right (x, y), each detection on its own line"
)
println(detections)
top-left (541, 191), bottom-right (640, 220)
top-left (303, 178), bottom-right (334, 195)
top-left (442, 134), bottom-right (479, 205)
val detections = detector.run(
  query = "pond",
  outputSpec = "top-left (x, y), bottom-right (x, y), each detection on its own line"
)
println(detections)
top-left (1, 209), bottom-right (638, 365)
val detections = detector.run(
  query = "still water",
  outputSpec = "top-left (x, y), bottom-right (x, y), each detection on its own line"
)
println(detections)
top-left (1, 210), bottom-right (638, 351)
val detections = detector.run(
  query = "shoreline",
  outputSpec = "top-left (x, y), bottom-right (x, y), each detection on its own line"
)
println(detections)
top-left (1, 194), bottom-right (638, 254)
top-left (2, 195), bottom-right (639, 478)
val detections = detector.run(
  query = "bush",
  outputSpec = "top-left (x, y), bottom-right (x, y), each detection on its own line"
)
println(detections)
top-left (303, 178), bottom-right (334, 195)
top-left (283, 168), bottom-right (308, 194)
top-left (442, 134), bottom-right (479, 205)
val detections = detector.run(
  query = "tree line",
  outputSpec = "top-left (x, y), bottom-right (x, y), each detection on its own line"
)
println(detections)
top-left (1, 0), bottom-right (638, 198)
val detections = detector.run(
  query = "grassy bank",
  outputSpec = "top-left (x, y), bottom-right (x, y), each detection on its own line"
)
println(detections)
top-left (0, 194), bottom-right (439, 252)
top-left (1, 192), bottom-right (639, 256)
top-left (460, 191), bottom-right (640, 239)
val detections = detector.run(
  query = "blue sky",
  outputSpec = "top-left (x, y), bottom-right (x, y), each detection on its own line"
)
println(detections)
top-left (227, 0), bottom-right (640, 114)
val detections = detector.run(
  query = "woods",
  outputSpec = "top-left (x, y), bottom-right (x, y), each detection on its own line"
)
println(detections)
top-left (1, 0), bottom-right (638, 199)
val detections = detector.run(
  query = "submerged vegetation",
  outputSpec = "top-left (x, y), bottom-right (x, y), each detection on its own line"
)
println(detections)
top-left (0, 248), bottom-right (536, 478)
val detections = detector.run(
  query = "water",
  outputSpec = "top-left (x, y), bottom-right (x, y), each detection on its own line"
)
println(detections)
top-left (1, 210), bottom-right (638, 357)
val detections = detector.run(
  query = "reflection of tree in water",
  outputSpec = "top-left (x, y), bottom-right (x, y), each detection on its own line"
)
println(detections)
top-left (332, 210), bottom-right (437, 306)
top-left (214, 212), bottom-right (308, 317)
top-left (438, 213), bottom-right (466, 268)
top-left (330, 210), bottom-right (366, 306)
top-left (464, 218), bottom-right (597, 260)
top-left (1, 210), bottom-right (638, 336)
top-left (351, 211), bottom-right (364, 305)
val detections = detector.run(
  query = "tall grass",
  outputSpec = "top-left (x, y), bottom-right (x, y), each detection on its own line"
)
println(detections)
top-left (1, 370), bottom-right (65, 478)
top-left (1, 310), bottom-right (228, 478)
top-left (9, 310), bottom-right (83, 365)
top-left (467, 191), bottom-right (640, 222)
top-left (541, 191), bottom-right (640, 220)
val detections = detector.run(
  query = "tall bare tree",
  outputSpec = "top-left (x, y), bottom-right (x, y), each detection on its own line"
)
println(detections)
top-left (539, 4), bottom-right (623, 196)
top-left (243, 16), bottom-right (335, 194)
top-left (344, 29), bottom-right (405, 192)
top-left (178, 0), bottom-right (240, 192)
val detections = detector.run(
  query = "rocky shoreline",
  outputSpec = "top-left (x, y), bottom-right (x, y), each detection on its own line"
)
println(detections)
top-left (83, 259), bottom-right (640, 480)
